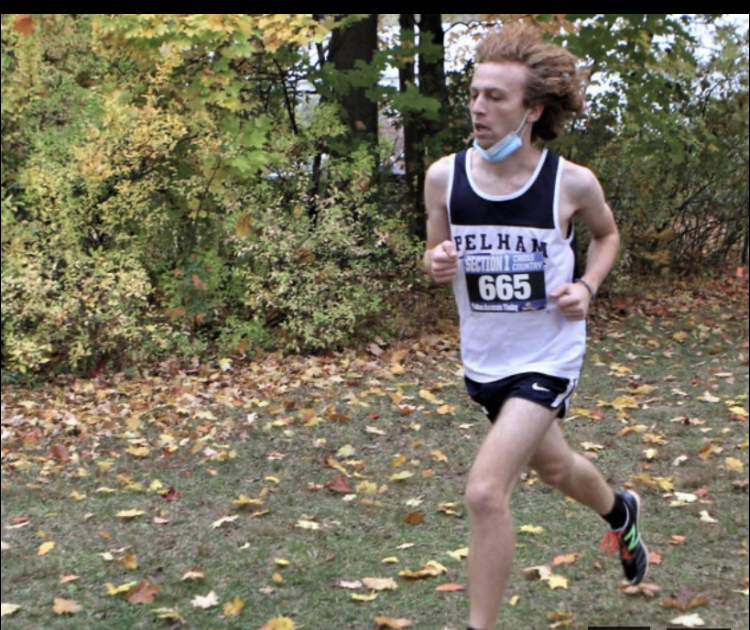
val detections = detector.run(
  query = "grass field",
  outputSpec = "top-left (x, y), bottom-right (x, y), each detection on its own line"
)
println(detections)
top-left (2, 276), bottom-right (748, 630)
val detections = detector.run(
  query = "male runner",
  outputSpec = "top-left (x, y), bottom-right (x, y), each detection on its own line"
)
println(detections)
top-left (422, 23), bottom-right (648, 630)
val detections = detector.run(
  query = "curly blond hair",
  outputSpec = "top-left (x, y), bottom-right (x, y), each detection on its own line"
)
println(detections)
top-left (475, 23), bottom-right (588, 142)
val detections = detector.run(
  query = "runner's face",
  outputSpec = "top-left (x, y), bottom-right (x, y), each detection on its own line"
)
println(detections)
top-left (470, 62), bottom-right (530, 149)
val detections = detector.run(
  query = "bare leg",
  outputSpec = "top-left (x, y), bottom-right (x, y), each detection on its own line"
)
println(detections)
top-left (465, 398), bottom-right (559, 630)
top-left (528, 420), bottom-right (615, 515)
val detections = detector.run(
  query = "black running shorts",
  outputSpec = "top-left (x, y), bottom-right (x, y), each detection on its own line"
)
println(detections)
top-left (464, 372), bottom-right (577, 423)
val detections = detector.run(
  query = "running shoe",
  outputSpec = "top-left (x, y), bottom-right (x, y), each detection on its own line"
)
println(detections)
top-left (600, 490), bottom-right (649, 584)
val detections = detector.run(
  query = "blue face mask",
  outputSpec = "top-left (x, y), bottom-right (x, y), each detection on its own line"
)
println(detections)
top-left (472, 112), bottom-right (530, 163)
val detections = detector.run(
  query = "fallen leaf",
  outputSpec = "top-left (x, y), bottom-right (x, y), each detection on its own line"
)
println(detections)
top-left (523, 565), bottom-right (553, 580)
top-left (509, 595), bottom-right (520, 606)
top-left (1, 604), bottom-right (21, 618)
top-left (295, 519), bottom-right (320, 530)
top-left (390, 471), bottom-right (414, 481)
top-left (725, 457), bottom-right (745, 473)
top-left (543, 574), bottom-right (568, 590)
top-left (381, 556), bottom-right (399, 564)
top-left (212, 515), bottom-right (239, 528)
top-left (325, 476), bottom-right (351, 494)
top-left (181, 569), bottom-right (206, 582)
top-left (267, 616), bottom-right (296, 630)
top-left (519, 524), bottom-right (544, 534)
top-left (105, 581), bottom-right (139, 596)
top-left (153, 608), bottom-right (185, 623)
top-left (620, 582), bottom-right (661, 598)
top-left (116, 509), bottom-right (145, 520)
top-left (447, 547), bottom-right (469, 561)
top-left (191, 591), bottom-right (219, 609)
top-left (13, 15), bottom-right (35, 36)
top-left (670, 613), bottom-right (705, 627)
top-left (126, 582), bottom-right (160, 605)
top-left (670, 535), bottom-right (687, 545)
top-left (551, 553), bottom-right (580, 566)
top-left (53, 598), bottom-right (82, 615)
top-left (223, 596), bottom-right (245, 618)
top-left (338, 580), bottom-right (364, 589)
top-left (399, 560), bottom-right (447, 579)
top-left (60, 575), bottom-right (80, 584)
top-left (117, 552), bottom-right (138, 571)
top-left (699, 510), bottom-right (718, 523)
top-left (435, 582), bottom-right (465, 592)
top-left (375, 616), bottom-right (413, 628)
top-left (38, 541), bottom-right (55, 556)
top-left (648, 551), bottom-right (663, 565)
top-left (661, 587), bottom-right (709, 611)
top-left (272, 572), bottom-right (285, 585)
top-left (351, 592), bottom-right (378, 602)
top-left (404, 511), bottom-right (425, 525)
top-left (698, 392), bottom-right (720, 403)
top-left (362, 577), bottom-right (398, 591)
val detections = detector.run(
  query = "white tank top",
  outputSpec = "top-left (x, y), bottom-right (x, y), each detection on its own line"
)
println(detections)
top-left (448, 149), bottom-right (586, 382)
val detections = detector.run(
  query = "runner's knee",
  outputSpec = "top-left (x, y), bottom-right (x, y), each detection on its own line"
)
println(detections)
top-left (465, 478), bottom-right (512, 519)
top-left (533, 453), bottom-right (574, 488)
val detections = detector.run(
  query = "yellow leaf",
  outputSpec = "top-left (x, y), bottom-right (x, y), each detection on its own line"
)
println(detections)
top-left (643, 448), bottom-right (658, 460)
top-left (362, 577), bottom-right (398, 591)
top-left (729, 406), bottom-right (749, 418)
top-left (447, 547), bottom-right (469, 561)
top-left (390, 471), bottom-right (414, 481)
top-left (581, 441), bottom-right (605, 452)
top-left (381, 556), bottom-right (399, 564)
top-left (509, 595), bottom-right (521, 606)
top-left (431, 449), bottom-right (449, 462)
top-left (519, 525), bottom-right (544, 534)
top-left (38, 541), bottom-right (56, 556)
top-left (268, 617), bottom-right (296, 630)
top-left (117, 552), bottom-right (138, 570)
top-left (1, 604), bottom-right (21, 618)
top-left (543, 574), bottom-right (569, 590)
top-left (419, 389), bottom-right (442, 404)
top-left (351, 592), bottom-right (379, 602)
top-left (725, 457), bottom-right (745, 473)
top-left (153, 608), bottom-right (185, 623)
top-left (272, 572), bottom-right (285, 585)
top-left (116, 509), bottom-right (145, 520)
top-left (356, 481), bottom-right (378, 495)
top-left (105, 581), bottom-right (138, 595)
top-left (53, 598), bottom-right (82, 615)
top-left (274, 558), bottom-right (290, 567)
top-left (295, 519), bottom-right (320, 530)
top-left (70, 491), bottom-right (86, 501)
top-left (337, 444), bottom-right (356, 458)
top-left (125, 446), bottom-right (150, 458)
top-left (222, 596), bottom-right (244, 618)
top-left (390, 454), bottom-right (408, 467)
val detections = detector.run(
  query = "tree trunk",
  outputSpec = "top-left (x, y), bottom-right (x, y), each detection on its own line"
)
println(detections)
top-left (328, 14), bottom-right (379, 147)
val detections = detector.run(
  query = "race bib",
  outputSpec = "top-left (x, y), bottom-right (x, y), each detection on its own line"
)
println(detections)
top-left (464, 252), bottom-right (546, 312)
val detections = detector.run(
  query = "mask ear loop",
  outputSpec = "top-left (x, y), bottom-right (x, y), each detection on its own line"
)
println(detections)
top-left (514, 110), bottom-right (531, 136)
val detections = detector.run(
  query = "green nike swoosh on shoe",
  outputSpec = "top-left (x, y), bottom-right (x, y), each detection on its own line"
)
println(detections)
top-left (600, 490), bottom-right (649, 584)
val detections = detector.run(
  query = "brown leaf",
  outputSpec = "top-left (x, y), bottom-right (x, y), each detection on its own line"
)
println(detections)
top-left (551, 553), bottom-right (580, 566)
top-left (325, 476), bottom-right (351, 494)
top-left (49, 444), bottom-right (71, 463)
top-left (661, 587), bottom-right (709, 611)
top-left (403, 511), bottom-right (425, 525)
top-left (13, 15), bottom-right (35, 36)
top-left (375, 616), bottom-right (413, 628)
top-left (53, 598), bottom-right (82, 615)
top-left (435, 582), bottom-right (465, 592)
top-left (126, 582), bottom-right (161, 605)
top-left (649, 551), bottom-right (663, 565)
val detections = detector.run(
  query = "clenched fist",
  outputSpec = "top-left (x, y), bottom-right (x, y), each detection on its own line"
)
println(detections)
top-left (428, 240), bottom-right (458, 284)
